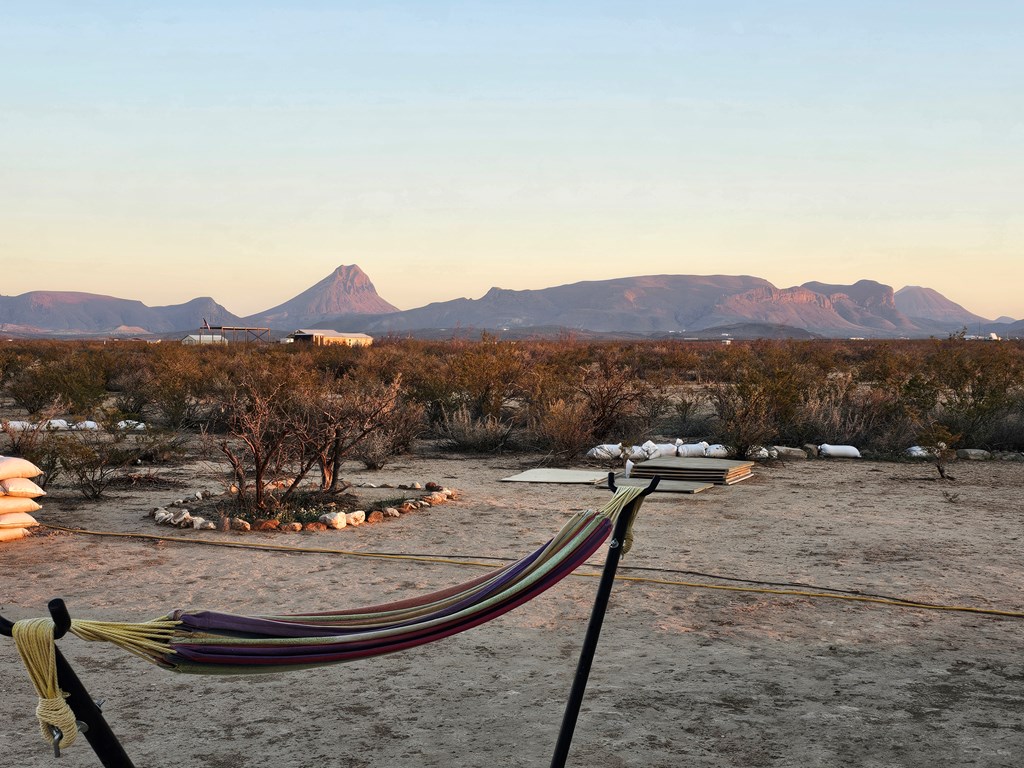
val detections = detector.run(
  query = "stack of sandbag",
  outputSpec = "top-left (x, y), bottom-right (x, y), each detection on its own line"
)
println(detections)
top-left (0, 456), bottom-right (45, 543)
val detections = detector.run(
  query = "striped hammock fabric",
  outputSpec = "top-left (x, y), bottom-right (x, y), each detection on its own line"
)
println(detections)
top-left (62, 486), bottom-right (648, 675)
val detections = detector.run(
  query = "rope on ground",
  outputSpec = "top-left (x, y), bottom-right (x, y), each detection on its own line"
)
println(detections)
top-left (39, 524), bottom-right (1024, 619)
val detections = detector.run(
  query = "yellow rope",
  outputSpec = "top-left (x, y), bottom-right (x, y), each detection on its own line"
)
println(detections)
top-left (11, 618), bottom-right (78, 749)
top-left (70, 618), bottom-right (182, 665)
top-left (40, 524), bottom-right (1024, 618)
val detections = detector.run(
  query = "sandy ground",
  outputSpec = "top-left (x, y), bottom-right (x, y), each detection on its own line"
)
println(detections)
top-left (1, 446), bottom-right (1022, 768)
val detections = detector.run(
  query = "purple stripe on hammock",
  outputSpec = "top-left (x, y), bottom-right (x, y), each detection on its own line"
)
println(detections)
top-left (176, 531), bottom-right (561, 638)
top-left (167, 521), bottom-right (609, 667)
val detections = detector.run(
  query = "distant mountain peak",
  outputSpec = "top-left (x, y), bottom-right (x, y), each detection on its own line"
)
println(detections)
top-left (245, 264), bottom-right (399, 327)
top-left (894, 285), bottom-right (990, 325)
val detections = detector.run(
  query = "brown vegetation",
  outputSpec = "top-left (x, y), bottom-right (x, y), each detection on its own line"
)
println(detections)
top-left (1, 335), bottom-right (1022, 507)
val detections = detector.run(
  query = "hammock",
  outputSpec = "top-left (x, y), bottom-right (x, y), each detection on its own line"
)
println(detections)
top-left (5, 484), bottom-right (652, 762)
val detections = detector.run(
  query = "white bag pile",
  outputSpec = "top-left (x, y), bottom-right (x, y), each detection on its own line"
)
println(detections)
top-left (587, 438), bottom-right (730, 461)
top-left (819, 444), bottom-right (861, 458)
top-left (0, 456), bottom-right (45, 543)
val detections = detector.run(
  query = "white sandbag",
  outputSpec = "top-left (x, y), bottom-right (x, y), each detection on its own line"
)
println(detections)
top-left (624, 445), bottom-right (649, 461)
top-left (116, 420), bottom-right (147, 431)
top-left (44, 419), bottom-right (71, 431)
top-left (623, 459), bottom-right (634, 478)
top-left (747, 446), bottom-right (771, 460)
top-left (677, 441), bottom-right (709, 457)
top-left (586, 443), bottom-right (623, 460)
top-left (0, 477), bottom-right (46, 498)
top-left (0, 497), bottom-right (42, 516)
top-left (904, 446), bottom-right (932, 459)
top-left (819, 444), bottom-right (861, 458)
top-left (2, 421), bottom-right (35, 432)
top-left (0, 527), bottom-right (29, 543)
top-left (0, 511), bottom-right (40, 529)
top-left (705, 444), bottom-right (731, 458)
top-left (0, 456), bottom-right (44, 481)
top-left (640, 440), bottom-right (674, 459)
top-left (73, 420), bottom-right (100, 430)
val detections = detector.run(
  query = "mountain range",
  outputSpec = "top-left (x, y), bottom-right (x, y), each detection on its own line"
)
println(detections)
top-left (1, 265), bottom-right (1019, 339)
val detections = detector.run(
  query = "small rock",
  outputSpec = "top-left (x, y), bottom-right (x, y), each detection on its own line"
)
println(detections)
top-left (199, 521), bottom-right (217, 530)
top-left (171, 509), bottom-right (192, 526)
top-left (410, 482), bottom-right (423, 490)
top-left (379, 483), bottom-right (393, 489)
top-left (194, 491), bottom-right (204, 500)
top-left (217, 516), bottom-right (231, 532)
top-left (320, 512), bottom-right (347, 529)
top-left (230, 485), bottom-right (239, 494)
top-left (398, 483), bottom-right (410, 490)
top-left (426, 482), bottom-right (443, 491)
top-left (304, 522), bottom-right (328, 532)
top-left (418, 501), bottom-right (430, 508)
top-left (366, 510), bottom-right (384, 524)
top-left (363, 482), bottom-right (378, 489)
top-left (956, 449), bottom-right (991, 460)
top-left (802, 444), bottom-right (820, 458)
top-left (345, 511), bottom-right (366, 526)
top-left (773, 446), bottom-right (808, 459)
top-left (384, 507), bottom-right (400, 518)
top-left (190, 516), bottom-right (207, 529)
top-left (441, 488), bottom-right (454, 498)
top-left (281, 522), bottom-right (303, 532)
top-left (230, 517), bottom-right (251, 532)
top-left (399, 502), bottom-right (417, 514)
top-left (255, 519), bottom-right (280, 532)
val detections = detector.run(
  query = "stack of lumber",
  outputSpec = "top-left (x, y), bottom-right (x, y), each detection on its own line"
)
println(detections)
top-left (627, 457), bottom-right (755, 485)
top-left (0, 456), bottom-right (45, 543)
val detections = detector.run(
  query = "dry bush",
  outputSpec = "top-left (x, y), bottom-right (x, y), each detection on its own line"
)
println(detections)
top-left (527, 397), bottom-right (594, 461)
top-left (7, 350), bottom-right (107, 415)
top-left (439, 406), bottom-right (516, 453)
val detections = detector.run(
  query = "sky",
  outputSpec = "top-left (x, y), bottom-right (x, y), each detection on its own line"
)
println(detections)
top-left (2, 2), bottom-right (1022, 320)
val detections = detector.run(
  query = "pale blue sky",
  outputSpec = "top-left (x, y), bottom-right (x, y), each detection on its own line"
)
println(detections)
top-left (3, 2), bottom-right (1022, 318)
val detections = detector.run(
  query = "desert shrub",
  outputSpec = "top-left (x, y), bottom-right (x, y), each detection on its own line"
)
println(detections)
top-left (350, 396), bottom-right (426, 470)
top-left (925, 337), bottom-right (1024, 447)
top-left (527, 397), bottom-right (594, 461)
top-left (701, 342), bottom-right (818, 454)
top-left (52, 418), bottom-right (182, 499)
top-left (7, 351), bottom-right (107, 415)
top-left (144, 345), bottom-right (216, 429)
top-left (576, 354), bottom-right (665, 440)
top-left (439, 406), bottom-right (516, 453)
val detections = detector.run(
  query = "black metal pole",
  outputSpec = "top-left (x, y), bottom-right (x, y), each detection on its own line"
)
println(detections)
top-left (0, 600), bottom-right (136, 767)
top-left (549, 474), bottom-right (659, 768)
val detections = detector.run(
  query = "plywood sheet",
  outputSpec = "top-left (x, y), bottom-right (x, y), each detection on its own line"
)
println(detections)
top-left (606, 477), bottom-right (713, 494)
top-left (501, 469), bottom-right (612, 484)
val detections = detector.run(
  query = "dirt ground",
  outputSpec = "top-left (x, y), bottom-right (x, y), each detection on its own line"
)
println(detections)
top-left (1, 445), bottom-right (1022, 767)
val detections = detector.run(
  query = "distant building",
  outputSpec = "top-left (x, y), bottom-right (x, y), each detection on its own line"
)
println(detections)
top-left (288, 329), bottom-right (373, 347)
top-left (181, 333), bottom-right (228, 345)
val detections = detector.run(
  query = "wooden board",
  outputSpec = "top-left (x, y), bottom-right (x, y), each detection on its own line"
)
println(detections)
top-left (606, 477), bottom-right (713, 494)
top-left (501, 469), bottom-right (612, 484)
top-left (628, 457), bottom-right (754, 485)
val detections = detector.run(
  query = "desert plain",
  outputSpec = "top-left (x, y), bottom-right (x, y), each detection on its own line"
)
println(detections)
top-left (1, 445), bottom-right (1022, 767)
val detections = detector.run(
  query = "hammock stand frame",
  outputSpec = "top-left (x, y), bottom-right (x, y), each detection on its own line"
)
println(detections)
top-left (0, 473), bottom-right (660, 768)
